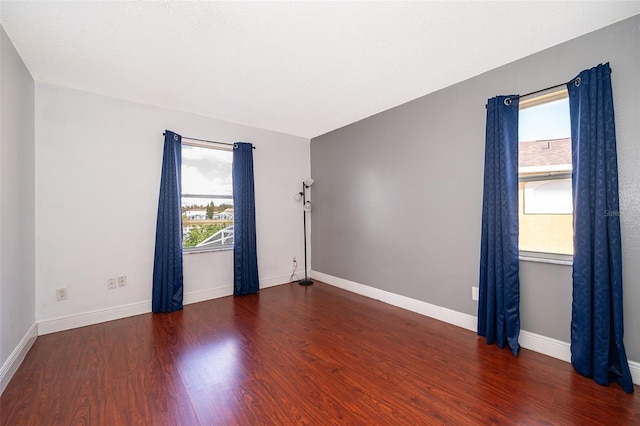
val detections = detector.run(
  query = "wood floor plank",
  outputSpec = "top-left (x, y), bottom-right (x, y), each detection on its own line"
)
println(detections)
top-left (2, 281), bottom-right (639, 425)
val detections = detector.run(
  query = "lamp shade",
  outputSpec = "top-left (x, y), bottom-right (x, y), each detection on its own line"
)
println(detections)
top-left (304, 178), bottom-right (315, 187)
top-left (293, 192), bottom-right (302, 202)
top-left (303, 201), bottom-right (312, 212)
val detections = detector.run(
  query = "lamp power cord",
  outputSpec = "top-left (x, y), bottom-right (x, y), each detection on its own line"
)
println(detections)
top-left (289, 259), bottom-right (299, 283)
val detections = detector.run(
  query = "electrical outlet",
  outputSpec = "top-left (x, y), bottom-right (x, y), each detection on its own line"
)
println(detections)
top-left (56, 288), bottom-right (68, 301)
top-left (108, 277), bottom-right (117, 290)
top-left (118, 276), bottom-right (127, 287)
top-left (472, 286), bottom-right (479, 301)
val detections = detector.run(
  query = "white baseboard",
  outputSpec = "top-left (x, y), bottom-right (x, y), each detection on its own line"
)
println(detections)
top-left (629, 361), bottom-right (640, 386)
top-left (519, 330), bottom-right (571, 362)
top-left (312, 270), bottom-right (640, 387)
top-left (183, 275), bottom-right (290, 305)
top-left (0, 323), bottom-right (37, 395)
top-left (37, 277), bottom-right (290, 336)
top-left (183, 274), bottom-right (291, 305)
top-left (519, 332), bottom-right (640, 385)
top-left (184, 285), bottom-right (233, 305)
top-left (32, 270), bottom-right (639, 387)
top-left (38, 285), bottom-right (232, 335)
top-left (260, 273), bottom-right (291, 289)
top-left (311, 271), bottom-right (477, 332)
top-left (37, 300), bottom-right (151, 335)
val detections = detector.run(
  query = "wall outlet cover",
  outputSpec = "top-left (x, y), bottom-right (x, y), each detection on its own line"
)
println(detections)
top-left (55, 288), bottom-right (68, 301)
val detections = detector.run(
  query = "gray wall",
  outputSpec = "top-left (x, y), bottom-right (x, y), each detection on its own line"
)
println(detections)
top-left (0, 26), bottom-right (35, 368)
top-left (311, 16), bottom-right (640, 362)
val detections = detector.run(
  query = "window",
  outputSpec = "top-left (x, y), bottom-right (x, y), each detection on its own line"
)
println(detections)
top-left (518, 90), bottom-right (573, 256)
top-left (181, 143), bottom-right (233, 252)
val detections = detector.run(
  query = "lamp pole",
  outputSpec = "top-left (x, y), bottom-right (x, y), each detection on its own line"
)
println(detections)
top-left (299, 181), bottom-right (313, 286)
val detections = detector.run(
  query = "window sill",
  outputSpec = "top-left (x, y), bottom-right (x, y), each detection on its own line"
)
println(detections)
top-left (519, 251), bottom-right (573, 266)
top-left (183, 246), bottom-right (233, 255)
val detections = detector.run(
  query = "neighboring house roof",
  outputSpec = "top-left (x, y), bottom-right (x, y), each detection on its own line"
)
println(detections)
top-left (519, 138), bottom-right (571, 170)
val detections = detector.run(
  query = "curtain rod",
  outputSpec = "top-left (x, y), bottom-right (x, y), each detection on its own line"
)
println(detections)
top-left (485, 75), bottom-right (583, 109)
top-left (517, 80), bottom-right (575, 100)
top-left (162, 133), bottom-right (255, 149)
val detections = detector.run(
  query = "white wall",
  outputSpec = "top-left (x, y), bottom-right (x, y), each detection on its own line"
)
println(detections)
top-left (0, 25), bottom-right (36, 392)
top-left (35, 83), bottom-right (309, 329)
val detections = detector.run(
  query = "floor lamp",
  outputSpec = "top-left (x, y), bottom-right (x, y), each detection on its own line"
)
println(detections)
top-left (294, 178), bottom-right (314, 286)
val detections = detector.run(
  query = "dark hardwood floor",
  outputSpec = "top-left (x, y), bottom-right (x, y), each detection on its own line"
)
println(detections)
top-left (2, 281), bottom-right (638, 425)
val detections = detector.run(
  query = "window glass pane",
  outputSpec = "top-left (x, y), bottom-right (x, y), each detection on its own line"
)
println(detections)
top-left (181, 145), bottom-right (233, 250)
top-left (182, 196), bottom-right (234, 249)
top-left (519, 97), bottom-right (570, 141)
top-left (182, 145), bottom-right (232, 196)
top-left (518, 91), bottom-right (573, 255)
top-left (518, 181), bottom-right (572, 254)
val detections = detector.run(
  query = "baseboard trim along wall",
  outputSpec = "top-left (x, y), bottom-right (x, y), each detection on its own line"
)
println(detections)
top-left (37, 274), bottom-right (290, 336)
top-left (37, 300), bottom-right (151, 336)
top-left (22, 271), bottom-right (640, 388)
top-left (311, 270), bottom-right (640, 386)
top-left (260, 273), bottom-right (295, 289)
top-left (311, 271), bottom-right (477, 332)
top-left (0, 323), bottom-right (38, 395)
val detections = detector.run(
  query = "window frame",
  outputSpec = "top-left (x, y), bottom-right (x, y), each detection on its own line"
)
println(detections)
top-left (518, 90), bottom-right (573, 263)
top-left (181, 141), bottom-right (234, 254)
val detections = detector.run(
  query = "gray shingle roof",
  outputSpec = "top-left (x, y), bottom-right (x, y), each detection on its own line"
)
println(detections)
top-left (519, 138), bottom-right (571, 168)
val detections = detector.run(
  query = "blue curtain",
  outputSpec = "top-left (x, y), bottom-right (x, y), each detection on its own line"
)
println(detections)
top-left (478, 95), bottom-right (521, 356)
top-left (152, 130), bottom-right (184, 313)
top-left (568, 63), bottom-right (633, 393)
top-left (232, 142), bottom-right (259, 295)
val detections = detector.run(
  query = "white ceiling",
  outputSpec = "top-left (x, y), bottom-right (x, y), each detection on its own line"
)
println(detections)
top-left (1, 1), bottom-right (638, 139)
